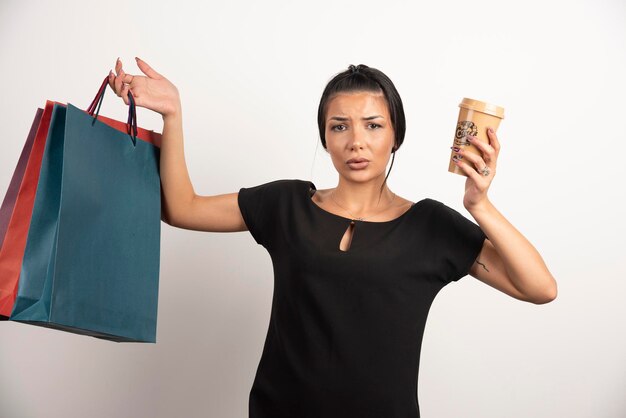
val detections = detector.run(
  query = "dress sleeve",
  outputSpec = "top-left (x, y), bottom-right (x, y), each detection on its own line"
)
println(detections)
top-left (434, 202), bottom-right (488, 283)
top-left (237, 179), bottom-right (286, 249)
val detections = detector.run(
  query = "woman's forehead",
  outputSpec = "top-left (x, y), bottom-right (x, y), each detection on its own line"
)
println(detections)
top-left (326, 91), bottom-right (388, 115)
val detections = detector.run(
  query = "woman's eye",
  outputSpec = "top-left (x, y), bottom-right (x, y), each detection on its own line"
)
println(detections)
top-left (331, 123), bottom-right (381, 132)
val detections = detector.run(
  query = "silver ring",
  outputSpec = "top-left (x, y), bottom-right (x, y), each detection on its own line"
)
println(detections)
top-left (479, 165), bottom-right (490, 176)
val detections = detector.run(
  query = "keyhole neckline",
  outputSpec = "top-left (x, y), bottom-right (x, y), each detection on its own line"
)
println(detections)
top-left (306, 181), bottom-right (426, 225)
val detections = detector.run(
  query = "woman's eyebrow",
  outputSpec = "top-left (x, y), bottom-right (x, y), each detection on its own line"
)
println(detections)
top-left (328, 115), bottom-right (384, 122)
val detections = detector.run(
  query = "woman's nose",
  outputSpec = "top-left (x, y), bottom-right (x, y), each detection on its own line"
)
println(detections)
top-left (349, 131), bottom-right (365, 149)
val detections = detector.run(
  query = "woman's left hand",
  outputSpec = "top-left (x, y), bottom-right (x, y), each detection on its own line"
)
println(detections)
top-left (451, 127), bottom-right (500, 211)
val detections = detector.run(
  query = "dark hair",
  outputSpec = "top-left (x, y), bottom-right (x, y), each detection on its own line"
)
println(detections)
top-left (317, 64), bottom-right (406, 194)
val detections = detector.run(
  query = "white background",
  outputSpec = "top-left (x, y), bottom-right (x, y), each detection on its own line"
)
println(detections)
top-left (1, 1), bottom-right (625, 417)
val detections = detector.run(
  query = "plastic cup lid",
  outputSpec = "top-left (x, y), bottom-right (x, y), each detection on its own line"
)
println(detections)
top-left (459, 98), bottom-right (505, 119)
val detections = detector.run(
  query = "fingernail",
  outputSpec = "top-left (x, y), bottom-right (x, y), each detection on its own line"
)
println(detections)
top-left (466, 135), bottom-right (473, 141)
top-left (450, 146), bottom-right (460, 152)
top-left (135, 56), bottom-right (140, 61)
top-left (488, 127), bottom-right (494, 133)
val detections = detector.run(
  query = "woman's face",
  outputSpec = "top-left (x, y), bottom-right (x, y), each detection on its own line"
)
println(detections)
top-left (324, 91), bottom-right (395, 184)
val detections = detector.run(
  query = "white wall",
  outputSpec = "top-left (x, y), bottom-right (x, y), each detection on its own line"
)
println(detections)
top-left (1, 1), bottom-right (624, 417)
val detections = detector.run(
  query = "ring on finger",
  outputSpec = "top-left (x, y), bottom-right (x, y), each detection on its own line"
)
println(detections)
top-left (467, 154), bottom-right (490, 176)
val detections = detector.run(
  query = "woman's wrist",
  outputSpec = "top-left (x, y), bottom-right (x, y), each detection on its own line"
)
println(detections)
top-left (162, 100), bottom-right (182, 122)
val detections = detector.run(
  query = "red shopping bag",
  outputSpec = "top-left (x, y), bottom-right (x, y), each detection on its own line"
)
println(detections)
top-left (0, 104), bottom-right (54, 318)
top-left (0, 109), bottom-right (42, 248)
top-left (0, 77), bottom-right (161, 319)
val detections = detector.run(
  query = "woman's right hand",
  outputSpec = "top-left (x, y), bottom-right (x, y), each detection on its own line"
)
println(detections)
top-left (108, 57), bottom-right (181, 119)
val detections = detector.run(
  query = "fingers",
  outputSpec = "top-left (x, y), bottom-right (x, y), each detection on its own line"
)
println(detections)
top-left (114, 59), bottom-right (125, 96)
top-left (110, 58), bottom-right (134, 105)
top-left (453, 158), bottom-right (483, 182)
top-left (120, 84), bottom-right (131, 105)
top-left (453, 148), bottom-right (490, 175)
top-left (108, 69), bottom-right (121, 99)
top-left (487, 127), bottom-right (501, 153)
top-left (118, 72), bottom-right (133, 84)
top-left (135, 57), bottom-right (162, 79)
top-left (108, 56), bottom-right (153, 107)
top-left (467, 134), bottom-right (496, 164)
top-left (114, 57), bottom-right (123, 77)
top-left (452, 129), bottom-right (500, 183)
top-left (452, 134), bottom-right (496, 177)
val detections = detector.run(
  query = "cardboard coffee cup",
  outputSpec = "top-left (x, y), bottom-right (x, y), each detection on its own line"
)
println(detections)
top-left (449, 98), bottom-right (505, 176)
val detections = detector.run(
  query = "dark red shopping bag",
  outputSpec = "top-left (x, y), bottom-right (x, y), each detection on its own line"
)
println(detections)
top-left (0, 109), bottom-right (43, 248)
top-left (0, 77), bottom-right (161, 319)
top-left (0, 104), bottom-right (53, 318)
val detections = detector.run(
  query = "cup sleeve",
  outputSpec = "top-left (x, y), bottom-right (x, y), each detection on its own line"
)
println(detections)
top-left (238, 179), bottom-right (285, 249)
top-left (434, 202), bottom-right (488, 283)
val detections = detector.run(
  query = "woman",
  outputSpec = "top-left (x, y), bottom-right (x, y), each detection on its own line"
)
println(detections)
top-left (109, 58), bottom-right (557, 417)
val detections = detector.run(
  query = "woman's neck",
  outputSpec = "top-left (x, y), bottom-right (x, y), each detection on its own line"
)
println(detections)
top-left (331, 177), bottom-right (395, 215)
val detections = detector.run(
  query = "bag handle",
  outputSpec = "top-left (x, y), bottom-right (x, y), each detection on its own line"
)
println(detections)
top-left (87, 76), bottom-right (138, 146)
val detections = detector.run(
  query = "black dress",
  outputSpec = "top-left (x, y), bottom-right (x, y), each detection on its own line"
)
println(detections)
top-left (238, 179), bottom-right (487, 418)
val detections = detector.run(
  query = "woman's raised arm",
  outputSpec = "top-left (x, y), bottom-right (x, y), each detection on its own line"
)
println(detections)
top-left (109, 57), bottom-right (247, 232)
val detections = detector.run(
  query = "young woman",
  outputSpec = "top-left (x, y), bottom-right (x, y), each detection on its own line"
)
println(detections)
top-left (109, 58), bottom-right (557, 418)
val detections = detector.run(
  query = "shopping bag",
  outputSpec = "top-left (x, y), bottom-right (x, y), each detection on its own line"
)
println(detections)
top-left (9, 77), bottom-right (163, 342)
top-left (0, 105), bottom-right (53, 319)
top-left (0, 109), bottom-right (42, 248)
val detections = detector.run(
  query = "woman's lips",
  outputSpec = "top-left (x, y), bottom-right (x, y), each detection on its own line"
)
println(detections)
top-left (347, 161), bottom-right (369, 170)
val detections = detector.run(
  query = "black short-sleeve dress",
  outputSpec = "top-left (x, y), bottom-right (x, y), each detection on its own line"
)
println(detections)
top-left (238, 179), bottom-right (487, 418)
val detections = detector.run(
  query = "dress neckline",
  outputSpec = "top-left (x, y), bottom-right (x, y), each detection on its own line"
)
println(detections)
top-left (305, 180), bottom-right (426, 225)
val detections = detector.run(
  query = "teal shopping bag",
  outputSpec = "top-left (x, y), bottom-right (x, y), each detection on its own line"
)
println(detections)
top-left (10, 79), bottom-right (162, 342)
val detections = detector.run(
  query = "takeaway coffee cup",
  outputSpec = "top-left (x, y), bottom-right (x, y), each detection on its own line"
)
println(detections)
top-left (449, 98), bottom-right (505, 176)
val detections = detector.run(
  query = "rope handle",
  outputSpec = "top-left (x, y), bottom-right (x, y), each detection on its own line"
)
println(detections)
top-left (87, 76), bottom-right (138, 146)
